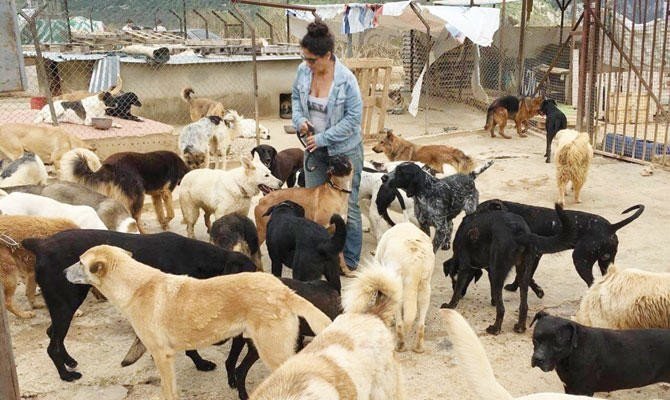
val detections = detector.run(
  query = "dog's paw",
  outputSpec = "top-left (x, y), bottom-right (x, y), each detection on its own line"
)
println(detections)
top-left (18, 310), bottom-right (36, 319)
top-left (60, 370), bottom-right (82, 382)
top-left (486, 325), bottom-right (501, 335)
top-left (440, 302), bottom-right (457, 309)
top-left (533, 287), bottom-right (545, 299)
top-left (513, 323), bottom-right (527, 334)
top-left (195, 359), bottom-right (217, 372)
top-left (504, 283), bottom-right (518, 292)
top-left (412, 344), bottom-right (425, 354)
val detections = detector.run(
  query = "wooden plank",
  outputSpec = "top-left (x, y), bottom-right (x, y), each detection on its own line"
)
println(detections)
top-left (344, 57), bottom-right (393, 69)
top-left (0, 285), bottom-right (20, 400)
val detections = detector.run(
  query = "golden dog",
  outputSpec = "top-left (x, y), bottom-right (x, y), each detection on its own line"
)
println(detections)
top-left (555, 129), bottom-right (593, 205)
top-left (181, 87), bottom-right (226, 121)
top-left (65, 245), bottom-right (331, 400)
top-left (372, 130), bottom-right (474, 173)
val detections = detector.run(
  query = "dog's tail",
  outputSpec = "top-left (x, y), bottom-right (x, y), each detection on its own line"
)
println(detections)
top-left (458, 154), bottom-right (476, 174)
top-left (440, 309), bottom-right (514, 400)
top-left (181, 87), bottom-right (195, 103)
top-left (59, 148), bottom-right (102, 183)
top-left (469, 160), bottom-right (494, 179)
top-left (375, 182), bottom-right (406, 227)
top-left (518, 203), bottom-right (574, 254)
top-left (287, 291), bottom-right (332, 336)
top-left (342, 260), bottom-right (402, 324)
top-left (484, 105), bottom-right (496, 130)
top-left (609, 204), bottom-right (645, 233)
top-left (321, 214), bottom-right (347, 254)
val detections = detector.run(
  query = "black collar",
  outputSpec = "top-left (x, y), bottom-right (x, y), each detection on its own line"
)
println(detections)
top-left (328, 177), bottom-right (352, 194)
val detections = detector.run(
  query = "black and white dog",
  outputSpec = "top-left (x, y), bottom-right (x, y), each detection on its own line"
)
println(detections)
top-left (34, 92), bottom-right (119, 127)
top-left (381, 160), bottom-right (494, 252)
top-left (540, 99), bottom-right (567, 163)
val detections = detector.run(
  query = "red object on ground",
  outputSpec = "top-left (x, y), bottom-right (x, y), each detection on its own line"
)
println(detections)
top-left (30, 97), bottom-right (47, 110)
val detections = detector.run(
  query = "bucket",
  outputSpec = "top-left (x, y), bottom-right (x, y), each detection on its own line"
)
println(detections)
top-left (30, 97), bottom-right (47, 110)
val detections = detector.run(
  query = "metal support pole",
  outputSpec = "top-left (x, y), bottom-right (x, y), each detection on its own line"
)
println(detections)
top-left (409, 1), bottom-right (432, 134)
top-left (576, 2), bottom-right (590, 131)
top-left (587, 0), bottom-right (601, 137)
top-left (63, 0), bottom-right (72, 42)
top-left (155, 8), bottom-right (160, 30)
top-left (498, 0), bottom-right (506, 91)
top-left (169, 9), bottom-right (183, 36)
top-left (286, 0), bottom-right (290, 42)
top-left (256, 12), bottom-right (275, 44)
top-left (89, 6), bottom-right (94, 31)
top-left (192, 9), bottom-right (209, 39)
top-left (517, 0), bottom-right (527, 95)
top-left (228, 10), bottom-right (245, 37)
top-left (182, 0), bottom-right (187, 39)
top-left (0, 285), bottom-right (20, 400)
top-left (211, 11), bottom-right (230, 37)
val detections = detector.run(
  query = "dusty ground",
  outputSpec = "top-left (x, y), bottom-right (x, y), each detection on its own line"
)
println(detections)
top-left (8, 103), bottom-right (670, 400)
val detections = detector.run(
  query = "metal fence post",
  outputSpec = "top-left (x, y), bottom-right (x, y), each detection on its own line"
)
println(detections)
top-left (517, 0), bottom-right (527, 95)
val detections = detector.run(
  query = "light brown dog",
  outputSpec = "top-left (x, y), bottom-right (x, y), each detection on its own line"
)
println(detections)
top-left (484, 95), bottom-right (543, 139)
top-left (372, 130), bottom-right (474, 173)
top-left (555, 129), bottom-right (593, 205)
top-left (181, 87), bottom-right (226, 122)
top-left (254, 155), bottom-right (353, 245)
top-left (64, 245), bottom-right (332, 400)
top-left (55, 76), bottom-right (123, 102)
top-left (0, 123), bottom-right (95, 171)
top-left (0, 215), bottom-right (78, 318)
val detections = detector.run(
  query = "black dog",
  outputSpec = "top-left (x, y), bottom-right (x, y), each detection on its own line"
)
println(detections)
top-left (441, 203), bottom-right (573, 335)
top-left (540, 99), bottom-right (567, 163)
top-left (264, 200), bottom-right (345, 292)
top-left (381, 160), bottom-right (494, 252)
top-left (21, 229), bottom-right (256, 382)
top-left (530, 311), bottom-right (670, 396)
top-left (105, 92), bottom-right (142, 121)
top-left (251, 145), bottom-right (304, 187)
top-left (225, 278), bottom-right (341, 400)
top-left (478, 200), bottom-right (644, 291)
top-left (209, 213), bottom-right (261, 270)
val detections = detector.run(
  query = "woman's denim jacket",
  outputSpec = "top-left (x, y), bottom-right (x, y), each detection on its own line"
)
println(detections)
top-left (292, 57), bottom-right (362, 155)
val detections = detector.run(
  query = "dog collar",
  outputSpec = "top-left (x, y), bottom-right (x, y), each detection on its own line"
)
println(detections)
top-left (328, 178), bottom-right (352, 194)
top-left (0, 233), bottom-right (20, 251)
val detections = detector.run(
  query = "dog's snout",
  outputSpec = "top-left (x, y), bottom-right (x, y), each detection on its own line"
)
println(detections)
top-left (531, 355), bottom-right (543, 368)
top-left (381, 174), bottom-right (389, 183)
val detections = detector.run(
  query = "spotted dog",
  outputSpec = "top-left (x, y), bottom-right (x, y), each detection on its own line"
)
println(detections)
top-left (381, 160), bottom-right (494, 252)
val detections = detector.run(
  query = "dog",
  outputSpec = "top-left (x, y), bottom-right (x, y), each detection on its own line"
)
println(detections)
top-left (179, 115), bottom-right (235, 170)
top-left (264, 201), bottom-right (346, 292)
top-left (251, 145), bottom-right (303, 187)
top-left (0, 191), bottom-right (107, 230)
top-left (250, 261), bottom-right (403, 400)
top-left (226, 110), bottom-right (271, 140)
top-left (372, 130), bottom-right (474, 173)
top-left (0, 152), bottom-right (48, 188)
top-left (0, 123), bottom-right (94, 170)
top-left (440, 309), bottom-right (596, 400)
top-left (540, 99), bottom-right (567, 162)
top-left (254, 154), bottom-right (353, 244)
top-left (33, 92), bottom-right (120, 127)
top-left (575, 264), bottom-right (670, 329)
top-left (478, 200), bottom-right (644, 290)
top-left (21, 229), bottom-right (258, 382)
top-left (182, 87), bottom-right (226, 121)
top-left (484, 95), bottom-right (543, 138)
top-left (531, 311), bottom-right (670, 396)
top-left (375, 222), bottom-right (434, 352)
top-left (210, 213), bottom-right (262, 270)
top-left (60, 149), bottom-right (189, 232)
top-left (555, 129), bottom-right (593, 205)
top-left (3, 181), bottom-right (138, 233)
top-left (381, 160), bottom-right (494, 252)
top-left (105, 92), bottom-right (143, 121)
top-left (179, 153), bottom-right (282, 238)
top-left (55, 76), bottom-right (123, 102)
top-left (226, 278), bottom-right (341, 400)
top-left (65, 245), bottom-right (331, 400)
top-left (0, 215), bottom-right (78, 319)
top-left (441, 203), bottom-right (574, 335)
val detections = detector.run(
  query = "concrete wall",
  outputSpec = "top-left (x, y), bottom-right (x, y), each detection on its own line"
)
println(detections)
top-left (0, 0), bottom-right (26, 92)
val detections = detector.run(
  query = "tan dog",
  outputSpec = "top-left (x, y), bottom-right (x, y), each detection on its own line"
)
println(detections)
top-left (181, 87), bottom-right (226, 121)
top-left (55, 76), bottom-right (123, 102)
top-left (0, 215), bottom-right (78, 318)
top-left (555, 129), bottom-right (593, 205)
top-left (372, 130), bottom-right (474, 173)
top-left (254, 154), bottom-right (353, 245)
top-left (64, 245), bottom-right (331, 400)
top-left (484, 95), bottom-right (544, 139)
top-left (0, 123), bottom-right (94, 171)
top-left (251, 261), bottom-right (404, 400)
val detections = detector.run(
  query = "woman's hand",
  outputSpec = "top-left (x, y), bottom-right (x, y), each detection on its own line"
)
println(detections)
top-left (305, 135), bottom-right (317, 152)
top-left (299, 121), bottom-right (310, 135)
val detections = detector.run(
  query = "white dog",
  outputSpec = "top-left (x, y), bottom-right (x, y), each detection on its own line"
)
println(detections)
top-left (0, 152), bottom-right (48, 188)
top-left (0, 191), bottom-right (107, 230)
top-left (225, 109), bottom-right (270, 140)
top-left (179, 153), bottom-right (282, 238)
top-left (375, 222), bottom-right (434, 352)
top-left (178, 115), bottom-right (236, 170)
top-left (33, 92), bottom-right (120, 127)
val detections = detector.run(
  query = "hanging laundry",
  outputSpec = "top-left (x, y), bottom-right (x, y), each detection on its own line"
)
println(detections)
top-left (341, 4), bottom-right (381, 34)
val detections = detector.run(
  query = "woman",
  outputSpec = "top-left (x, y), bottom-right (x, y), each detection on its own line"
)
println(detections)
top-left (292, 21), bottom-right (363, 272)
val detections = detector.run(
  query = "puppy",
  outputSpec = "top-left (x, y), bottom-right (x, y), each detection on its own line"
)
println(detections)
top-left (179, 154), bottom-right (282, 238)
top-left (181, 87), bottom-right (226, 121)
top-left (179, 116), bottom-right (234, 169)
top-left (485, 95), bottom-right (543, 138)
top-left (375, 222), bottom-right (434, 352)
top-left (0, 123), bottom-right (94, 170)
top-left (0, 152), bottom-right (48, 188)
top-left (210, 213), bottom-right (262, 270)
top-left (372, 130), bottom-right (474, 173)
top-left (440, 309), bottom-right (596, 400)
top-left (531, 311), bottom-right (670, 396)
top-left (251, 145), bottom-right (303, 187)
top-left (0, 192), bottom-right (107, 230)
top-left (65, 245), bottom-right (332, 400)
top-left (264, 201), bottom-right (346, 292)
top-left (33, 92), bottom-right (119, 127)
top-left (540, 99), bottom-right (567, 162)
top-left (250, 262), bottom-right (404, 400)
top-left (381, 160), bottom-right (494, 252)
top-left (555, 129), bottom-right (593, 205)
top-left (0, 215), bottom-right (78, 318)
top-left (105, 92), bottom-right (143, 121)
top-left (226, 110), bottom-right (271, 140)
top-left (22, 229), bottom-right (257, 382)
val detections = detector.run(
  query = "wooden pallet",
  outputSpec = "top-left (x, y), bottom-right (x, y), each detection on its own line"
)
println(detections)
top-left (343, 58), bottom-right (393, 137)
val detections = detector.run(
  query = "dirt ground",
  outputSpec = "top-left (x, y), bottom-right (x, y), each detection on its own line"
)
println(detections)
top-left (8, 103), bottom-right (670, 400)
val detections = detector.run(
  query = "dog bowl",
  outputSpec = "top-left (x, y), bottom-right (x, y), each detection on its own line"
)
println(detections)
top-left (283, 125), bottom-right (296, 134)
top-left (92, 117), bottom-right (113, 130)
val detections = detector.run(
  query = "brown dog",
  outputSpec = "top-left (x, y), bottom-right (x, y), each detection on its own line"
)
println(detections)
top-left (0, 215), bottom-right (78, 318)
top-left (181, 87), bottom-right (226, 122)
top-left (254, 154), bottom-right (353, 245)
top-left (251, 145), bottom-right (304, 187)
top-left (484, 95), bottom-right (543, 139)
top-left (372, 130), bottom-right (474, 173)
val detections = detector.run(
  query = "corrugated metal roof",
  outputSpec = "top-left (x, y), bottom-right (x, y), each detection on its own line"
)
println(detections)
top-left (89, 55), bottom-right (120, 92)
top-left (24, 50), bottom-right (300, 64)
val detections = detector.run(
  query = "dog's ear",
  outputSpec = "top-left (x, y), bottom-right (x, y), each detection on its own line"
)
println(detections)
top-left (530, 310), bottom-right (549, 327)
top-left (241, 155), bottom-right (255, 169)
top-left (262, 204), bottom-right (277, 217)
top-left (89, 261), bottom-right (105, 274)
top-left (250, 147), bottom-right (259, 158)
top-left (208, 115), bottom-right (222, 125)
top-left (386, 129), bottom-right (394, 139)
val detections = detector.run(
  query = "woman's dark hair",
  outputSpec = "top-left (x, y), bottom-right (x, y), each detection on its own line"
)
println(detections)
top-left (300, 20), bottom-right (335, 57)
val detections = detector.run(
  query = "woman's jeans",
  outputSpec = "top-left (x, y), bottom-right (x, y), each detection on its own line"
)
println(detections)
top-left (304, 144), bottom-right (363, 269)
